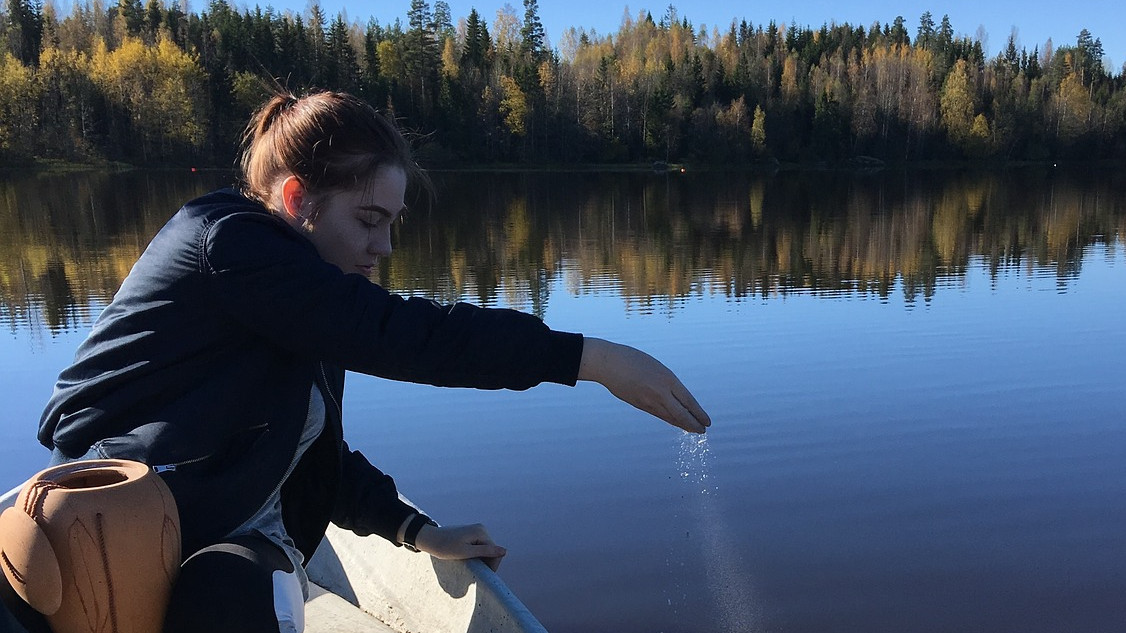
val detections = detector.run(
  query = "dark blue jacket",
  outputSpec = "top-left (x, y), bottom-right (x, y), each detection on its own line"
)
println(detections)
top-left (38, 188), bottom-right (584, 559)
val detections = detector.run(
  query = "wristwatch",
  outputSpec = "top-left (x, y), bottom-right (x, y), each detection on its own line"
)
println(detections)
top-left (401, 514), bottom-right (438, 552)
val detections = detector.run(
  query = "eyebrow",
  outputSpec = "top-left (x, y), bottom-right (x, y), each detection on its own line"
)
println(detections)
top-left (359, 204), bottom-right (407, 219)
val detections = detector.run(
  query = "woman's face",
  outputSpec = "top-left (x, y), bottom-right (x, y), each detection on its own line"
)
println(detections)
top-left (305, 165), bottom-right (407, 276)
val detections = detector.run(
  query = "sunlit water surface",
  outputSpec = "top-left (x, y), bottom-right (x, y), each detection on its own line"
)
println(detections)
top-left (1, 167), bottom-right (1123, 632)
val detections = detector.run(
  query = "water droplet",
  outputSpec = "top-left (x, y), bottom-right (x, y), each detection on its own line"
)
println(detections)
top-left (676, 432), bottom-right (714, 494)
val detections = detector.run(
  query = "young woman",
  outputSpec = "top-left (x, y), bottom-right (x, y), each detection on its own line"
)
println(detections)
top-left (31, 90), bottom-right (710, 632)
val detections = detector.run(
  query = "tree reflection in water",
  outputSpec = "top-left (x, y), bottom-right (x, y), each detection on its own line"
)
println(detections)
top-left (1, 166), bottom-right (1122, 333)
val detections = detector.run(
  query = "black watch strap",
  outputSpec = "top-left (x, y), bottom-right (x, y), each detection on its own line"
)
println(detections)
top-left (401, 514), bottom-right (437, 552)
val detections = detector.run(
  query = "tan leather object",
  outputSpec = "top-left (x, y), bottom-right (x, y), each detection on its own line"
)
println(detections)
top-left (0, 459), bottom-right (181, 633)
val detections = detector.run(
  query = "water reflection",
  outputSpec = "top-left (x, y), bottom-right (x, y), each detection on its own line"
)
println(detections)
top-left (345, 167), bottom-right (1126, 311)
top-left (1, 167), bottom-right (1122, 334)
top-left (0, 169), bottom-right (232, 333)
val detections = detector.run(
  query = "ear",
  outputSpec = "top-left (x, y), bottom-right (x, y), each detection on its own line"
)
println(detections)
top-left (280, 176), bottom-right (307, 223)
top-left (0, 508), bottom-right (62, 615)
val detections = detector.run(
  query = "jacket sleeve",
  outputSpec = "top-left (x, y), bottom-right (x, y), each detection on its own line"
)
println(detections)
top-left (201, 211), bottom-right (584, 390)
top-left (330, 440), bottom-right (419, 541)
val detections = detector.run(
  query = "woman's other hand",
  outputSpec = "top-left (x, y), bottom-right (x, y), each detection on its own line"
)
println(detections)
top-left (577, 337), bottom-right (711, 434)
top-left (412, 523), bottom-right (507, 571)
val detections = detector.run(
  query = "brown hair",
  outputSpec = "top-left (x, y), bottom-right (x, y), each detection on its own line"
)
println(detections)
top-left (238, 89), bottom-right (429, 209)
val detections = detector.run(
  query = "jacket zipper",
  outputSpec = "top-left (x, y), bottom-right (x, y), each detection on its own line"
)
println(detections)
top-left (319, 362), bottom-right (343, 421)
top-left (150, 423), bottom-right (268, 473)
top-left (244, 366), bottom-right (334, 525)
top-left (152, 453), bottom-right (213, 473)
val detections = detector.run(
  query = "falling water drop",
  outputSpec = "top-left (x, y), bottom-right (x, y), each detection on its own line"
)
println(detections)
top-left (677, 432), bottom-right (715, 495)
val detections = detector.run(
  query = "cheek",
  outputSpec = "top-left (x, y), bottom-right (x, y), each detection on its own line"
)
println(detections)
top-left (355, 227), bottom-right (374, 250)
top-left (344, 228), bottom-right (373, 260)
top-left (313, 225), bottom-right (360, 263)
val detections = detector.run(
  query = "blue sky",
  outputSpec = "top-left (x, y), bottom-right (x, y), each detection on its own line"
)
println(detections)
top-left (222, 0), bottom-right (1125, 71)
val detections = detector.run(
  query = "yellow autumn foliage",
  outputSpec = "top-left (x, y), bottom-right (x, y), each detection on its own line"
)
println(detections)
top-left (0, 52), bottom-right (41, 154)
top-left (88, 34), bottom-right (206, 155)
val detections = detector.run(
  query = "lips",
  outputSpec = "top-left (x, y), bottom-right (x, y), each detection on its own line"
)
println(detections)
top-left (357, 265), bottom-right (373, 275)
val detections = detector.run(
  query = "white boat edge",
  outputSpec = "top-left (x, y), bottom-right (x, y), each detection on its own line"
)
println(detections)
top-left (1, 482), bottom-right (548, 633)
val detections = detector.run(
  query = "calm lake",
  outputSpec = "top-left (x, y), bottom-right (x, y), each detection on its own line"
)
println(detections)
top-left (1, 166), bottom-right (1123, 633)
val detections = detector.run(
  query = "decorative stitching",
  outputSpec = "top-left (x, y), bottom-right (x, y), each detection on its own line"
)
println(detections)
top-left (68, 518), bottom-right (105, 629)
top-left (94, 513), bottom-right (121, 633)
top-left (1, 551), bottom-right (26, 584)
top-left (23, 481), bottom-right (64, 523)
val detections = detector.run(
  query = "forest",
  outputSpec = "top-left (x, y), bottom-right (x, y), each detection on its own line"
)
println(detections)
top-left (1, 0), bottom-right (1124, 166)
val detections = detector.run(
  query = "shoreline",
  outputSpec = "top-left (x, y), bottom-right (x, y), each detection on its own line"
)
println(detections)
top-left (4, 156), bottom-right (1124, 175)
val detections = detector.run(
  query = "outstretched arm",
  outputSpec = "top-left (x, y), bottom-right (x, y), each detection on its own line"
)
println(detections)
top-left (577, 337), bottom-right (711, 434)
top-left (396, 338), bottom-right (708, 571)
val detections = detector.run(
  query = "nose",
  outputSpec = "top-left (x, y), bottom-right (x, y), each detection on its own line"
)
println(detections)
top-left (369, 226), bottom-right (392, 258)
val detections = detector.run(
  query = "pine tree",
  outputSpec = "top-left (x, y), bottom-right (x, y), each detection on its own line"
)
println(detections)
top-left (143, 0), bottom-right (161, 42)
top-left (889, 16), bottom-right (909, 47)
top-left (250, 7), bottom-right (278, 70)
top-left (5, 0), bottom-right (43, 65)
top-left (916, 11), bottom-right (935, 50)
top-left (404, 0), bottom-right (438, 116)
top-left (520, 0), bottom-right (545, 63)
top-left (432, 0), bottom-right (452, 39)
top-left (162, 2), bottom-right (187, 49)
top-left (360, 18), bottom-right (382, 98)
top-left (118, 0), bottom-right (144, 35)
top-left (1026, 46), bottom-right (1042, 79)
top-left (405, 0), bottom-right (435, 65)
top-left (307, 1), bottom-right (327, 85)
top-left (1002, 31), bottom-right (1019, 74)
top-left (1074, 29), bottom-right (1105, 81)
top-left (326, 14), bottom-right (358, 92)
top-left (462, 8), bottom-right (490, 69)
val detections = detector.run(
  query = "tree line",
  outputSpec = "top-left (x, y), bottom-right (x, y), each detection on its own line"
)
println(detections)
top-left (1, 0), bottom-right (1124, 166)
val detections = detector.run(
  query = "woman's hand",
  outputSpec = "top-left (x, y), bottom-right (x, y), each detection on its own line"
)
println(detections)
top-left (412, 523), bottom-right (507, 571)
top-left (577, 337), bottom-right (711, 434)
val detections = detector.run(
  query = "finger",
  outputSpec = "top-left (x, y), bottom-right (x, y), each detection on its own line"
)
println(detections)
top-left (674, 411), bottom-right (707, 434)
top-left (659, 398), bottom-right (705, 434)
top-left (465, 529), bottom-right (505, 559)
top-left (672, 384), bottom-right (711, 429)
top-left (469, 542), bottom-right (506, 557)
top-left (655, 388), bottom-right (706, 433)
top-left (473, 544), bottom-right (507, 571)
top-left (482, 554), bottom-right (504, 572)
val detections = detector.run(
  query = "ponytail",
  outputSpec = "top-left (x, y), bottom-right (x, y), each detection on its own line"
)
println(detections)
top-left (238, 89), bottom-right (430, 210)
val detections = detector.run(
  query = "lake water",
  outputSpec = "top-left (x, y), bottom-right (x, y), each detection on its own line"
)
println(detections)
top-left (1, 166), bottom-right (1123, 633)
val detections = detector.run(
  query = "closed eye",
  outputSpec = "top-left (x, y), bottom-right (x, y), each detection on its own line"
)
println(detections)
top-left (359, 210), bottom-right (393, 229)
top-left (359, 203), bottom-right (406, 225)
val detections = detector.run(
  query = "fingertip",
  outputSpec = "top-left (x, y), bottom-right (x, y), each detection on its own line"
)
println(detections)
top-left (694, 408), bottom-right (712, 429)
top-left (478, 543), bottom-right (506, 558)
top-left (482, 549), bottom-right (505, 571)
